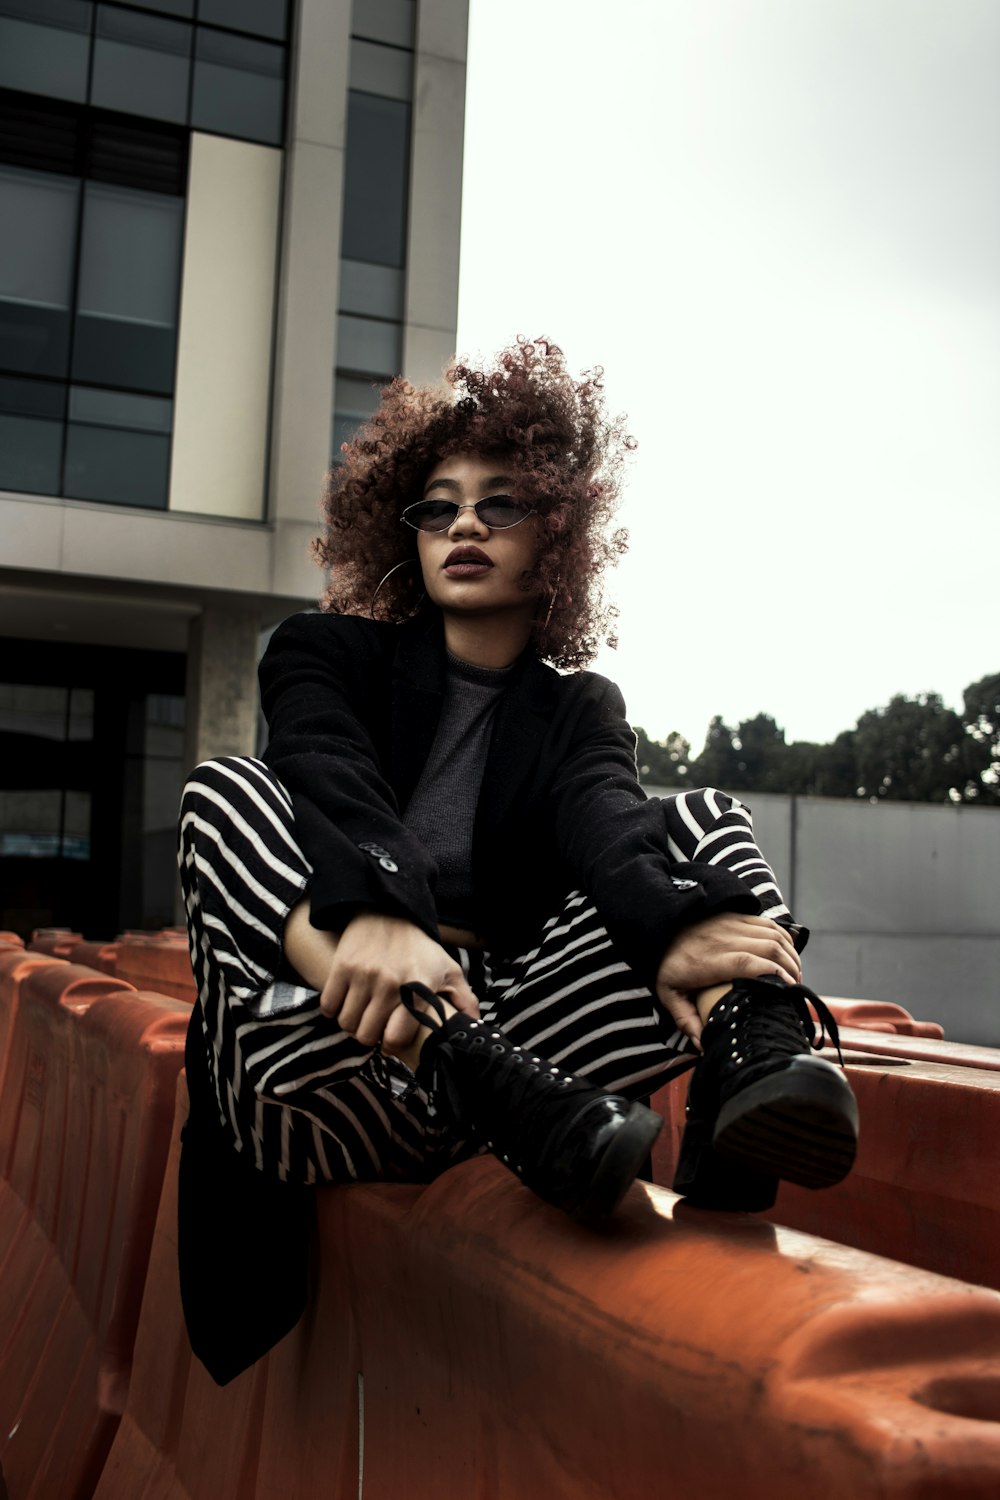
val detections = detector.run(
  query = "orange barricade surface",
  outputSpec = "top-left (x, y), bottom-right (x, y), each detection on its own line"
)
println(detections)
top-left (838, 1023), bottom-right (1000, 1072)
top-left (824, 995), bottom-right (945, 1039)
top-left (28, 929), bottom-right (83, 957)
top-left (651, 1051), bottom-right (1000, 1291)
top-left (0, 961), bottom-right (188, 1500)
top-left (94, 1073), bottom-right (1000, 1500)
top-left (0, 950), bottom-right (63, 1105)
top-left (60, 939), bottom-right (121, 976)
top-left (115, 938), bottom-right (196, 1005)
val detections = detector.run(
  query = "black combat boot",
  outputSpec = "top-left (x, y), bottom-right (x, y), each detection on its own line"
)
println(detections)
top-left (673, 976), bottom-right (858, 1212)
top-left (400, 983), bottom-right (663, 1225)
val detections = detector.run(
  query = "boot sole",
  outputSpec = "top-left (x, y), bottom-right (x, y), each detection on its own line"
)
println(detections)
top-left (712, 1057), bottom-right (858, 1190)
top-left (673, 1117), bottom-right (778, 1212)
top-left (573, 1103), bottom-right (664, 1227)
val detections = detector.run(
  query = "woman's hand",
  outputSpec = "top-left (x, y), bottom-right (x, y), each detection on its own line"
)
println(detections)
top-left (655, 913), bottom-right (802, 1048)
top-left (320, 910), bottom-right (480, 1054)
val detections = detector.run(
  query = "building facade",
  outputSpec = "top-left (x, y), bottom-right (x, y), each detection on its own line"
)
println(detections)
top-left (0, 0), bottom-right (468, 937)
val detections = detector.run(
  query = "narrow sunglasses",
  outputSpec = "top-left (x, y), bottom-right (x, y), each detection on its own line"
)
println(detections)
top-left (401, 498), bottom-right (537, 532)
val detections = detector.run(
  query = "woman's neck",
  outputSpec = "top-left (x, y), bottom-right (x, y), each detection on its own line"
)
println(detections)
top-left (441, 611), bottom-right (533, 669)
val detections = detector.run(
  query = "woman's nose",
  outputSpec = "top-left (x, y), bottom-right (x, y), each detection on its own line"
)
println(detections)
top-left (447, 502), bottom-right (489, 537)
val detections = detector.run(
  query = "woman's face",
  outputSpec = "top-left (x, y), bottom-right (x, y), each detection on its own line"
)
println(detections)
top-left (413, 453), bottom-right (542, 622)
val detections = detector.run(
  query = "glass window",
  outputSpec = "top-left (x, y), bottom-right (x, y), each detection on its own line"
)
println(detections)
top-left (69, 384), bottom-right (173, 431)
top-left (126, 0), bottom-right (193, 14)
top-left (351, 0), bottom-right (415, 50)
top-left (197, 0), bottom-right (288, 42)
top-left (0, 376), bottom-right (65, 494)
top-left (87, 114), bottom-right (188, 195)
top-left (68, 687), bottom-right (94, 741)
top-left (0, 166), bottom-right (80, 378)
top-left (341, 91), bottom-right (410, 267)
top-left (0, 684), bottom-right (68, 738)
top-left (72, 183), bottom-right (184, 393)
top-left (332, 373), bottom-right (383, 458)
top-left (61, 788), bottom-right (91, 859)
top-left (336, 314), bottom-right (400, 380)
top-left (0, 0), bottom-right (93, 104)
top-left (64, 386), bottom-right (172, 508)
top-left (91, 6), bottom-right (192, 126)
top-left (0, 789), bottom-right (63, 859)
top-left (191, 27), bottom-right (285, 145)
top-left (339, 258), bottom-right (404, 321)
top-left (349, 38), bottom-right (412, 102)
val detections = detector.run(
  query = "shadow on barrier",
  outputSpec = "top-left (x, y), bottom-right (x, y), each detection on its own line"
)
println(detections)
top-left (94, 1071), bottom-right (1000, 1500)
top-left (0, 960), bottom-right (189, 1500)
top-left (650, 1051), bottom-right (1000, 1292)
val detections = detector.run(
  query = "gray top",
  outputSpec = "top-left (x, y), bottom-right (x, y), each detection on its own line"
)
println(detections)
top-left (402, 652), bottom-right (513, 928)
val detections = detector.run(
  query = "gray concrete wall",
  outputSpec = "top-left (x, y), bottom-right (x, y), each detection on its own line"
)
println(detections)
top-left (648, 787), bottom-right (1000, 1047)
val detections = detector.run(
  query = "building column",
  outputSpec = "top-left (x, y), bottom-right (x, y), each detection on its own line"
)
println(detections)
top-left (402, 0), bottom-right (469, 384)
top-left (183, 604), bottom-right (262, 770)
top-left (267, 0), bottom-right (353, 601)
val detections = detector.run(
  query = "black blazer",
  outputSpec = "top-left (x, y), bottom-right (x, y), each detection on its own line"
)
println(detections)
top-left (259, 609), bottom-right (761, 988)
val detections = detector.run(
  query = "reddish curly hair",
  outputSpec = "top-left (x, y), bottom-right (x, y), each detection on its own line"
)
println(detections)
top-left (314, 337), bottom-right (634, 671)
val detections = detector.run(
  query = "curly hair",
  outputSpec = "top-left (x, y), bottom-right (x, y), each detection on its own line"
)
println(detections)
top-left (314, 337), bottom-right (633, 670)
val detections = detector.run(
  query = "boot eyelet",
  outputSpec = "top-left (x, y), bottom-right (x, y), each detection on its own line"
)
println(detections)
top-left (453, 1030), bottom-right (467, 1041)
top-left (491, 1043), bottom-right (504, 1054)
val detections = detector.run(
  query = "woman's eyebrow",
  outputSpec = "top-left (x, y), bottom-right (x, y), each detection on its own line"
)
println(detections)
top-left (423, 474), bottom-right (511, 495)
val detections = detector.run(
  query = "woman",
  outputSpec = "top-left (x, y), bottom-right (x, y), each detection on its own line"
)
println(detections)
top-left (177, 338), bottom-right (856, 1384)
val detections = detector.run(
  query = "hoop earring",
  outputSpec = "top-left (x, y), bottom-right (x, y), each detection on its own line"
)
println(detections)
top-left (370, 557), bottom-right (423, 621)
top-left (541, 574), bottom-right (561, 634)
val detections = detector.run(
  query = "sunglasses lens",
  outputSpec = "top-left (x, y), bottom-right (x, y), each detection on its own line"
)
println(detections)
top-left (477, 500), bottom-right (530, 528)
top-left (405, 501), bottom-right (456, 531)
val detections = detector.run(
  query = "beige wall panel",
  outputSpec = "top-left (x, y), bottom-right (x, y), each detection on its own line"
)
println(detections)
top-left (269, 140), bottom-right (344, 527)
top-left (400, 323), bottom-right (453, 389)
top-left (416, 0), bottom-right (469, 63)
top-left (170, 133), bottom-right (282, 520)
top-left (403, 42), bottom-right (466, 375)
top-left (0, 494), bottom-right (65, 571)
top-left (61, 504), bottom-right (273, 593)
top-left (270, 520), bottom-right (324, 602)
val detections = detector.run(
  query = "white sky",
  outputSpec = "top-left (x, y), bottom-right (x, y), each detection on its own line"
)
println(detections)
top-left (455, 0), bottom-right (1000, 751)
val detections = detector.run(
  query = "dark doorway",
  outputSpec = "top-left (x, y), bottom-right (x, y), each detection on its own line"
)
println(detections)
top-left (0, 637), bottom-right (185, 940)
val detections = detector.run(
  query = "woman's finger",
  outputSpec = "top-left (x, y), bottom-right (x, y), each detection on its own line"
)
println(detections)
top-left (658, 986), bottom-right (704, 1050)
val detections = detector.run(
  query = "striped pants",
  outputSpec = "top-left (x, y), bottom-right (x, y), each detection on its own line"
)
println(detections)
top-left (178, 757), bottom-right (793, 1187)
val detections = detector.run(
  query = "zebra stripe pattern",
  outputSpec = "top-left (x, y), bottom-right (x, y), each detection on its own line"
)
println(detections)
top-left (178, 758), bottom-right (794, 1186)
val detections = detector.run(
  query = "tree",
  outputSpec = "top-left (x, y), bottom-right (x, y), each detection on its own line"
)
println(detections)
top-left (634, 727), bottom-right (692, 787)
top-left (852, 693), bottom-right (965, 802)
top-left (731, 713), bottom-right (787, 792)
top-left (633, 669), bottom-right (1000, 803)
top-left (958, 672), bottom-right (1000, 803)
top-left (694, 715), bottom-right (745, 790)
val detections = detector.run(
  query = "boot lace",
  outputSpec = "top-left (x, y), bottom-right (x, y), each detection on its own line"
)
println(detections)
top-left (721, 978), bottom-right (846, 1070)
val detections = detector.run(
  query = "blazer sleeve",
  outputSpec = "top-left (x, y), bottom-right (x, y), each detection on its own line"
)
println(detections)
top-left (548, 675), bottom-right (762, 989)
top-left (258, 613), bottom-right (441, 938)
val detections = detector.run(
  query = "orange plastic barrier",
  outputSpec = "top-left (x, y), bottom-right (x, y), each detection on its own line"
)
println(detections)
top-left (0, 962), bottom-right (189, 1500)
top-left (62, 939), bottom-right (121, 977)
top-left (0, 950), bottom-right (62, 1104)
top-left (824, 995), bottom-right (944, 1038)
top-left (114, 937), bottom-right (196, 1005)
top-left (838, 1024), bottom-right (1000, 1072)
top-left (94, 1073), bottom-right (1000, 1500)
top-left (651, 1052), bottom-right (1000, 1290)
top-left (28, 928), bottom-right (83, 956)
